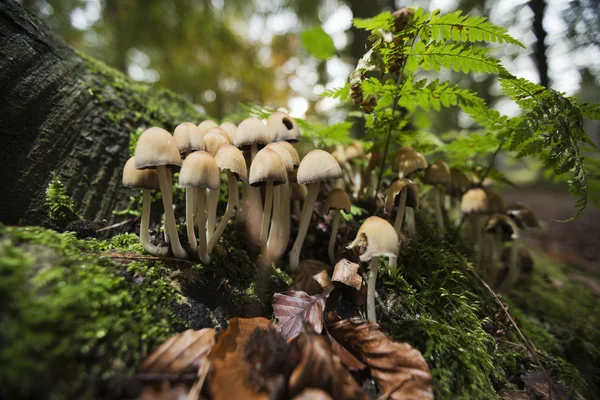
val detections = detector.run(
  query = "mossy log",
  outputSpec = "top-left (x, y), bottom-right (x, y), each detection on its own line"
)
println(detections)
top-left (0, 1), bottom-right (201, 226)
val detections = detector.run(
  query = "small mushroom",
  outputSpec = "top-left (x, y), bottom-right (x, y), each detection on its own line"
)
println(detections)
top-left (422, 160), bottom-right (451, 234)
top-left (267, 110), bottom-right (300, 142)
top-left (174, 122), bottom-right (203, 158)
top-left (392, 148), bottom-right (428, 235)
top-left (289, 149), bottom-right (343, 271)
top-left (498, 246), bottom-right (534, 291)
top-left (506, 203), bottom-right (540, 229)
top-left (122, 157), bottom-right (168, 256)
top-left (203, 128), bottom-right (232, 241)
top-left (385, 178), bottom-right (419, 237)
top-left (460, 188), bottom-right (489, 266)
top-left (219, 121), bottom-right (237, 140)
top-left (324, 189), bottom-right (351, 265)
top-left (179, 151), bottom-right (220, 263)
top-left (135, 127), bottom-right (186, 259)
top-left (197, 120), bottom-right (218, 135)
top-left (347, 216), bottom-right (399, 322)
top-left (290, 181), bottom-right (308, 219)
top-left (484, 214), bottom-right (519, 286)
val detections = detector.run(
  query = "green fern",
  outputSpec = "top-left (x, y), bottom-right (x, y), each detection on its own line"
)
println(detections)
top-left (45, 172), bottom-right (79, 223)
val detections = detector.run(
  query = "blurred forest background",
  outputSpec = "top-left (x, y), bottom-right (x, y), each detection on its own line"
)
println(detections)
top-left (18, 0), bottom-right (600, 270)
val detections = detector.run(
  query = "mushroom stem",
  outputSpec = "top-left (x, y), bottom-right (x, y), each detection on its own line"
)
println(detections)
top-left (163, 170), bottom-right (174, 244)
top-left (367, 257), bottom-right (379, 322)
top-left (196, 188), bottom-right (209, 263)
top-left (328, 209), bottom-right (341, 265)
top-left (499, 236), bottom-right (521, 293)
top-left (157, 166), bottom-right (188, 259)
top-left (405, 207), bottom-right (416, 236)
top-left (207, 171), bottom-right (237, 254)
top-left (244, 144), bottom-right (263, 246)
top-left (433, 185), bottom-right (444, 233)
top-left (393, 188), bottom-right (407, 236)
top-left (261, 181), bottom-right (274, 253)
top-left (294, 200), bottom-right (301, 219)
top-left (264, 183), bottom-right (289, 266)
top-left (140, 189), bottom-right (169, 256)
top-left (289, 181), bottom-right (320, 271)
top-left (389, 256), bottom-right (397, 275)
top-left (185, 188), bottom-right (197, 252)
top-left (206, 188), bottom-right (219, 240)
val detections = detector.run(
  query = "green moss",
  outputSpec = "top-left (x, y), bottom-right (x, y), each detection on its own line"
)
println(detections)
top-left (0, 225), bottom-right (185, 400)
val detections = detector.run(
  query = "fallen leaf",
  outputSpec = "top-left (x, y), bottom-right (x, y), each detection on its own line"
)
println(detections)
top-left (521, 372), bottom-right (569, 400)
top-left (207, 317), bottom-right (283, 400)
top-left (137, 381), bottom-right (189, 400)
top-left (287, 327), bottom-right (368, 400)
top-left (498, 388), bottom-right (532, 400)
top-left (332, 258), bottom-right (363, 291)
top-left (328, 318), bottom-right (433, 400)
top-left (140, 328), bottom-right (217, 375)
top-left (291, 388), bottom-right (334, 400)
top-left (326, 330), bottom-right (366, 371)
top-left (272, 290), bottom-right (327, 341)
top-left (291, 259), bottom-right (332, 295)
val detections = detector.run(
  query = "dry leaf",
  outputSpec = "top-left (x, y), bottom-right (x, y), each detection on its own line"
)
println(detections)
top-left (291, 388), bottom-right (334, 400)
top-left (291, 259), bottom-right (332, 295)
top-left (521, 372), bottom-right (569, 400)
top-left (140, 328), bottom-right (217, 375)
top-left (332, 258), bottom-right (363, 291)
top-left (272, 290), bottom-right (326, 341)
top-left (137, 381), bottom-right (189, 400)
top-left (498, 388), bottom-right (532, 400)
top-left (287, 327), bottom-right (368, 400)
top-left (207, 317), bottom-right (283, 400)
top-left (326, 330), bottom-right (366, 371)
top-left (328, 318), bottom-right (433, 400)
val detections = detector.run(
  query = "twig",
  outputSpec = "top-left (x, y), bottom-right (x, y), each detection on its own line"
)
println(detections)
top-left (96, 217), bottom-right (138, 233)
top-left (93, 252), bottom-right (195, 264)
top-left (477, 138), bottom-right (506, 185)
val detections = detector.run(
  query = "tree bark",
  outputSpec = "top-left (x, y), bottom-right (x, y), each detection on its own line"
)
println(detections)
top-left (529, 0), bottom-right (550, 88)
top-left (0, 1), bottom-right (201, 226)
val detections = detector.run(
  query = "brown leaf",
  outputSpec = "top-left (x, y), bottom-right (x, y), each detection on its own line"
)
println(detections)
top-left (207, 317), bottom-right (284, 400)
top-left (291, 388), bottom-right (334, 400)
top-left (291, 259), bottom-right (332, 295)
top-left (498, 388), bottom-right (532, 400)
top-left (272, 290), bottom-right (327, 341)
top-left (287, 327), bottom-right (368, 400)
top-left (328, 318), bottom-right (433, 400)
top-left (521, 372), bottom-right (569, 400)
top-left (327, 331), bottom-right (366, 371)
top-left (332, 258), bottom-right (363, 291)
top-left (137, 381), bottom-right (189, 400)
top-left (140, 328), bottom-right (216, 375)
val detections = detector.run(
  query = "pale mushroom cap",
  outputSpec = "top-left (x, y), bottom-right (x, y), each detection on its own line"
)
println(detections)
top-left (460, 188), bottom-right (488, 214)
top-left (134, 127), bottom-right (182, 169)
top-left (391, 146), bottom-right (414, 172)
top-left (484, 214), bottom-right (519, 241)
top-left (204, 128), bottom-right (230, 156)
top-left (347, 216), bottom-right (399, 262)
top-left (396, 149), bottom-right (428, 177)
top-left (178, 151), bottom-right (220, 190)
top-left (275, 140), bottom-right (300, 168)
top-left (219, 122), bottom-right (237, 140)
top-left (197, 120), bottom-right (218, 135)
top-left (122, 157), bottom-right (159, 190)
top-left (266, 142), bottom-right (295, 171)
top-left (235, 117), bottom-right (271, 148)
top-left (267, 111), bottom-right (301, 142)
top-left (449, 168), bottom-right (471, 196)
top-left (422, 160), bottom-right (451, 186)
top-left (506, 203), bottom-right (540, 229)
top-left (215, 144), bottom-right (248, 182)
top-left (331, 145), bottom-right (347, 164)
top-left (324, 188), bottom-right (351, 214)
top-left (384, 178), bottom-right (419, 212)
top-left (173, 122), bottom-right (199, 155)
top-left (297, 149), bottom-right (343, 184)
top-left (345, 141), bottom-right (364, 160)
top-left (290, 182), bottom-right (308, 200)
top-left (249, 147), bottom-right (287, 187)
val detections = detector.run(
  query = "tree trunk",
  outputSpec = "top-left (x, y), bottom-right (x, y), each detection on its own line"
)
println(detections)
top-left (529, 0), bottom-right (550, 88)
top-left (0, 0), bottom-right (201, 226)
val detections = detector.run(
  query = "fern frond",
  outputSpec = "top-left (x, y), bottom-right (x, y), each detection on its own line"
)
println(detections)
top-left (46, 172), bottom-right (79, 223)
top-left (576, 101), bottom-right (600, 121)
top-left (429, 10), bottom-right (525, 47)
top-left (319, 85), bottom-right (350, 100)
top-left (407, 41), bottom-right (506, 75)
top-left (353, 12), bottom-right (394, 32)
top-left (398, 78), bottom-right (482, 112)
top-left (499, 77), bottom-right (546, 109)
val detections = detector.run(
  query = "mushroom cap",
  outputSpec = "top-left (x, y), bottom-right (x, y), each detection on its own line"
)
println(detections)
top-left (331, 145), bottom-right (347, 164)
top-left (484, 214), bottom-right (519, 241)
top-left (235, 117), bottom-right (271, 148)
top-left (395, 149), bottom-right (428, 177)
top-left (173, 122), bottom-right (202, 155)
top-left (385, 178), bottom-right (419, 212)
top-left (485, 189), bottom-right (505, 214)
top-left (274, 140), bottom-right (300, 168)
top-left (134, 127), bottom-right (182, 169)
top-left (178, 151), bottom-right (220, 190)
top-left (122, 157), bottom-right (159, 190)
top-left (324, 188), bottom-right (351, 214)
top-left (391, 146), bottom-right (414, 172)
top-left (297, 149), bottom-right (343, 184)
top-left (215, 144), bottom-right (248, 182)
top-left (422, 160), bottom-right (451, 186)
top-left (204, 128), bottom-right (230, 156)
top-left (197, 120), bottom-right (218, 135)
top-left (290, 182), bottom-right (308, 201)
top-left (249, 147), bottom-right (287, 187)
top-left (448, 168), bottom-right (471, 197)
top-left (267, 111), bottom-right (301, 142)
top-left (345, 141), bottom-right (364, 160)
top-left (506, 203), bottom-right (540, 229)
top-left (219, 122), bottom-right (237, 140)
top-left (347, 216), bottom-right (399, 262)
top-left (266, 142), bottom-right (295, 171)
top-left (460, 188), bottom-right (488, 214)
